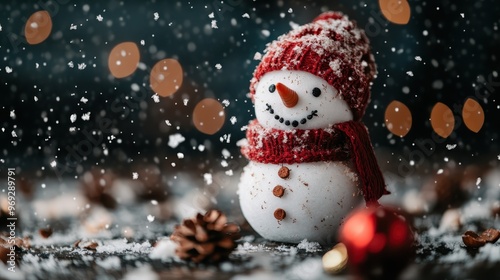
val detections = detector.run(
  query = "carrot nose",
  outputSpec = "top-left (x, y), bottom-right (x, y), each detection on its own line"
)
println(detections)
top-left (276, 83), bottom-right (299, 108)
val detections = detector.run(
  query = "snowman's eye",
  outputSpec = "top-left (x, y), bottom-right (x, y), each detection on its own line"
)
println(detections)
top-left (312, 87), bottom-right (321, 97)
top-left (269, 84), bottom-right (276, 93)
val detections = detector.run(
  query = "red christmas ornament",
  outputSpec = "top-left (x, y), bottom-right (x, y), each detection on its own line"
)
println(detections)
top-left (339, 206), bottom-right (415, 279)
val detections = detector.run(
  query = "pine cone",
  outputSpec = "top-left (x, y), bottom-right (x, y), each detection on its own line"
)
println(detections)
top-left (171, 209), bottom-right (240, 263)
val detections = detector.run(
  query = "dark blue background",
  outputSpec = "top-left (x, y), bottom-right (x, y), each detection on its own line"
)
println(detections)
top-left (1, 0), bottom-right (499, 178)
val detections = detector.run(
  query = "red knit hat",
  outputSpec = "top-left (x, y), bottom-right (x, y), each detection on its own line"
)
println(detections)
top-left (250, 11), bottom-right (376, 121)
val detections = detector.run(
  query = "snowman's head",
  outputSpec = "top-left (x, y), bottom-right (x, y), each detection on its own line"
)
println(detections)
top-left (249, 11), bottom-right (376, 125)
top-left (254, 70), bottom-right (352, 130)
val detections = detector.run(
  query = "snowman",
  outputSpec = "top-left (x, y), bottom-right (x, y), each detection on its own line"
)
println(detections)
top-left (238, 12), bottom-right (389, 245)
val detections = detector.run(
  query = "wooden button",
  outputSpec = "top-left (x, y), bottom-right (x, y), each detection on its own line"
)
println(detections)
top-left (273, 185), bottom-right (285, 198)
top-left (278, 166), bottom-right (290, 179)
top-left (274, 208), bottom-right (286, 220)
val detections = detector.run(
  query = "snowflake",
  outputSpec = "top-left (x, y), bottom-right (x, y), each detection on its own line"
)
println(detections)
top-left (81, 112), bottom-right (91, 121)
top-left (211, 20), bottom-right (218, 29)
top-left (50, 160), bottom-right (57, 167)
top-left (168, 133), bottom-right (185, 148)
top-left (242, 13), bottom-right (250, 18)
top-left (80, 97), bottom-right (88, 103)
top-left (78, 63), bottom-right (87, 70)
top-left (68, 61), bottom-right (74, 68)
top-left (70, 114), bottom-right (77, 123)
top-left (96, 14), bottom-right (103, 21)
top-left (5, 66), bottom-right (12, 73)
top-left (70, 24), bottom-right (77, 30)
top-left (208, 12), bottom-right (215, 18)
top-left (446, 144), bottom-right (457, 150)
top-left (203, 173), bottom-right (213, 185)
top-left (151, 94), bottom-right (160, 103)
top-left (215, 63), bottom-right (222, 70)
top-left (132, 172), bottom-right (138, 179)
top-left (153, 12), bottom-right (159, 21)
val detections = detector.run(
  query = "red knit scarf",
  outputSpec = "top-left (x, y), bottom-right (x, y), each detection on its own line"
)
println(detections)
top-left (240, 120), bottom-right (389, 205)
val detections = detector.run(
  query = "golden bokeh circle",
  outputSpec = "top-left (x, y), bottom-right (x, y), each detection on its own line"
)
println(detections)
top-left (192, 98), bottom-right (225, 135)
top-left (384, 100), bottom-right (412, 137)
top-left (150, 59), bottom-right (184, 97)
top-left (25, 10), bottom-right (53, 45)
top-left (108, 42), bottom-right (140, 79)
top-left (462, 98), bottom-right (484, 133)
top-left (430, 102), bottom-right (455, 138)
top-left (379, 0), bottom-right (411, 25)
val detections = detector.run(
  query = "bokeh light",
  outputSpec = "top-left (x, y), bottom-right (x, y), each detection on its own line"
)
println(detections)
top-left (430, 102), bottom-right (455, 138)
top-left (384, 100), bottom-right (412, 137)
top-left (150, 58), bottom-right (183, 97)
top-left (108, 42), bottom-right (140, 79)
top-left (24, 10), bottom-right (53, 45)
top-left (379, 0), bottom-right (411, 25)
top-left (462, 98), bottom-right (485, 133)
top-left (192, 98), bottom-right (225, 135)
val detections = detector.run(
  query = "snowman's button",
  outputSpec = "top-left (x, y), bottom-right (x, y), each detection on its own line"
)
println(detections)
top-left (272, 185), bottom-right (285, 198)
top-left (278, 166), bottom-right (290, 179)
top-left (274, 208), bottom-right (286, 220)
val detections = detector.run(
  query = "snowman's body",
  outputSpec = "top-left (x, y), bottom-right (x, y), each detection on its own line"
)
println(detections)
top-left (239, 161), bottom-right (361, 244)
top-left (238, 71), bottom-right (363, 244)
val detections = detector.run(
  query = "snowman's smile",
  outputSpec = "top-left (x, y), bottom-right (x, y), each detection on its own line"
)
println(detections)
top-left (265, 103), bottom-right (318, 128)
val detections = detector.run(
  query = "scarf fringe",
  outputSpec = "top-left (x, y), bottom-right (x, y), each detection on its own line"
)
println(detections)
top-left (336, 121), bottom-right (390, 204)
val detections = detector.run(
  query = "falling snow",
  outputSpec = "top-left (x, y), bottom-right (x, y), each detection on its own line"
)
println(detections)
top-left (0, 2), bottom-right (499, 278)
top-left (168, 133), bottom-right (185, 148)
top-left (203, 173), bottom-right (213, 185)
top-left (446, 144), bottom-right (457, 150)
top-left (81, 112), bottom-right (91, 121)
top-left (151, 94), bottom-right (160, 103)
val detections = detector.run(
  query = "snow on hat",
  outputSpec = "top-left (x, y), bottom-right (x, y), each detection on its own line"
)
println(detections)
top-left (250, 11), bottom-right (377, 121)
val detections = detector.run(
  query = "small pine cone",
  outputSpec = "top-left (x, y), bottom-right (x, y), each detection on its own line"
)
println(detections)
top-left (171, 209), bottom-right (240, 263)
